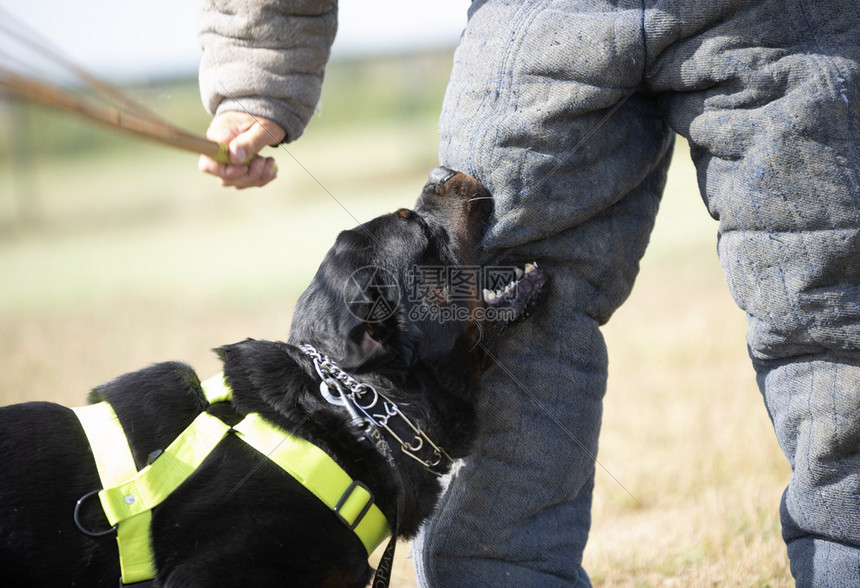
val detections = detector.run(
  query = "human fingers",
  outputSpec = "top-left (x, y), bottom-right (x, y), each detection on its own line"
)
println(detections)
top-left (199, 112), bottom-right (284, 187)
top-left (226, 118), bottom-right (286, 165)
top-left (199, 154), bottom-right (278, 189)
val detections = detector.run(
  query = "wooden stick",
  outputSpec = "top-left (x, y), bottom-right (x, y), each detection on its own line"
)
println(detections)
top-left (0, 67), bottom-right (229, 163)
top-left (0, 10), bottom-right (165, 125)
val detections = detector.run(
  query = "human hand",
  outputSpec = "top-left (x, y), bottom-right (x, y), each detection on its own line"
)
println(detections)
top-left (199, 111), bottom-right (286, 189)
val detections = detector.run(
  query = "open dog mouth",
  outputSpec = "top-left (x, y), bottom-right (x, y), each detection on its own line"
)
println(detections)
top-left (481, 262), bottom-right (548, 321)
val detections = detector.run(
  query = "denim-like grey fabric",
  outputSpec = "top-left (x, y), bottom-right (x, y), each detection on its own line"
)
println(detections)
top-left (414, 1), bottom-right (860, 586)
top-left (199, 0), bottom-right (337, 143)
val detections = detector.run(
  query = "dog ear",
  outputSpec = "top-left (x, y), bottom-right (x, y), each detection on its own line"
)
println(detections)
top-left (342, 321), bottom-right (415, 373)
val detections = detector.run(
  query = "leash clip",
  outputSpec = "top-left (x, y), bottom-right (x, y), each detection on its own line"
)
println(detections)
top-left (319, 376), bottom-right (379, 443)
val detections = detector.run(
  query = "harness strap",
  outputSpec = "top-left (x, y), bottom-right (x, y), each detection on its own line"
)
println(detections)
top-left (71, 402), bottom-right (155, 584)
top-left (202, 372), bottom-right (390, 554)
top-left (72, 371), bottom-right (391, 584)
top-left (233, 412), bottom-right (390, 556)
top-left (98, 411), bottom-right (231, 524)
top-left (200, 372), bottom-right (232, 404)
top-left (72, 402), bottom-right (137, 484)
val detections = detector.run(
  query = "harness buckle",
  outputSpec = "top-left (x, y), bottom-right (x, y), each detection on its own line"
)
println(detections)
top-left (333, 480), bottom-right (374, 531)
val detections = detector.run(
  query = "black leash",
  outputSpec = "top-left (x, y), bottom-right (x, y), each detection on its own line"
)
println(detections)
top-left (371, 445), bottom-right (405, 588)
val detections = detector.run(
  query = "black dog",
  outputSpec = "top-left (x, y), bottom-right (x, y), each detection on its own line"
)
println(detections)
top-left (0, 168), bottom-right (546, 587)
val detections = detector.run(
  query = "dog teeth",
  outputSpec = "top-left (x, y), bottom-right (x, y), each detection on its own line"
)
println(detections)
top-left (514, 267), bottom-right (524, 280)
top-left (523, 261), bottom-right (539, 274)
top-left (484, 277), bottom-right (526, 302)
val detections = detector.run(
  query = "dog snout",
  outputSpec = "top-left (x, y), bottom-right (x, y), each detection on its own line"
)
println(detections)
top-left (427, 166), bottom-right (457, 189)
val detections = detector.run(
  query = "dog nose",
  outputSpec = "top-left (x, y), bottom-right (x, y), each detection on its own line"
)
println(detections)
top-left (427, 166), bottom-right (457, 188)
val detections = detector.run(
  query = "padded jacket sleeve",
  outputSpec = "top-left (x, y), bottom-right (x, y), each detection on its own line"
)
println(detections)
top-left (199, 0), bottom-right (337, 143)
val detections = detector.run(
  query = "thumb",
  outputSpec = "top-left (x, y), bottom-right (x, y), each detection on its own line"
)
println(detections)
top-left (229, 120), bottom-right (285, 164)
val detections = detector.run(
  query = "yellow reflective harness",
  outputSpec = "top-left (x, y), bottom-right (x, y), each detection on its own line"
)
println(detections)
top-left (71, 372), bottom-right (391, 585)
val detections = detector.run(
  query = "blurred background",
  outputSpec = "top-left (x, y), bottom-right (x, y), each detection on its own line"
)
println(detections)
top-left (0, 1), bottom-right (791, 585)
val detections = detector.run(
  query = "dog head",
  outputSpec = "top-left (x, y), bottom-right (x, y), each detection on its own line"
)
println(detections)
top-left (261, 168), bottom-right (547, 538)
top-left (288, 167), bottom-right (547, 379)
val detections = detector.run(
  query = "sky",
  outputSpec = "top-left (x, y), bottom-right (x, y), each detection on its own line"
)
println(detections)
top-left (0, 0), bottom-right (469, 81)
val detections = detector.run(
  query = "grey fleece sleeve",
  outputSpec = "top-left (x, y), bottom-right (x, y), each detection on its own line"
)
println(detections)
top-left (199, 0), bottom-right (337, 143)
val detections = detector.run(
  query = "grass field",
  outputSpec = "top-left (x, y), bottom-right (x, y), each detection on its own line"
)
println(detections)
top-left (0, 51), bottom-right (792, 586)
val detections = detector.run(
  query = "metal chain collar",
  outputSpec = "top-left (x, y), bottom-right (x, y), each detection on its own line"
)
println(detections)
top-left (298, 344), bottom-right (452, 477)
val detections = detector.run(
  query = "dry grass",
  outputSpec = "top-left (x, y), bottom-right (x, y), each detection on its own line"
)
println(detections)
top-left (0, 62), bottom-right (792, 585)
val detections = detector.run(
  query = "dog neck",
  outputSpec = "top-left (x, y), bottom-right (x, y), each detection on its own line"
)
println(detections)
top-left (297, 343), bottom-right (453, 478)
top-left (217, 339), bottom-right (456, 538)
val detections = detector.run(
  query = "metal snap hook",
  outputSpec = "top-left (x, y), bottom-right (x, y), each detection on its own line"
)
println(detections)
top-left (319, 377), bottom-right (347, 406)
top-left (73, 489), bottom-right (117, 537)
top-left (320, 378), bottom-right (347, 406)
